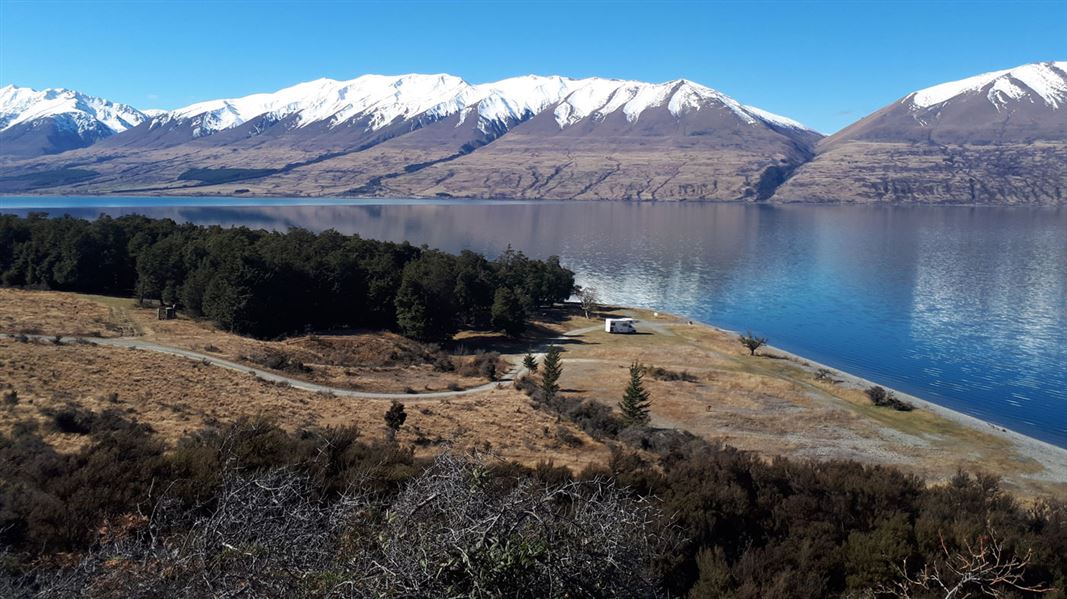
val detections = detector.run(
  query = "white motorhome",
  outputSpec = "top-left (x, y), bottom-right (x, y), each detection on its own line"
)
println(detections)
top-left (605, 318), bottom-right (637, 334)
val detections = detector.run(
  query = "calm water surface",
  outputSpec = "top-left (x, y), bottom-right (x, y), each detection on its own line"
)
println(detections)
top-left (3, 197), bottom-right (1066, 448)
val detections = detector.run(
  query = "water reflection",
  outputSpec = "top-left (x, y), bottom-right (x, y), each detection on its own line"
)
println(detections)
top-left (5, 200), bottom-right (1066, 447)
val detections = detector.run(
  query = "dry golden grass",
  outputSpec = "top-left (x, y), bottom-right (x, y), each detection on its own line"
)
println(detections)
top-left (2, 289), bottom-right (1064, 496)
top-left (0, 289), bottom-right (498, 394)
top-left (0, 288), bottom-right (126, 337)
top-left (553, 306), bottom-right (1067, 498)
top-left (0, 337), bottom-right (608, 470)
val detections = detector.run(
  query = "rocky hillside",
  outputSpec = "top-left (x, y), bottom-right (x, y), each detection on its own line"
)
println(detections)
top-left (0, 85), bottom-right (147, 158)
top-left (0, 74), bottom-right (820, 199)
top-left (5, 63), bottom-right (1066, 204)
top-left (774, 61), bottom-right (1067, 205)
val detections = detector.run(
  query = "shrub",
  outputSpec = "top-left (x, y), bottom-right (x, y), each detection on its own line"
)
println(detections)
top-left (643, 365), bottom-right (698, 382)
top-left (432, 351), bottom-right (456, 372)
top-left (565, 398), bottom-right (624, 439)
top-left (458, 351), bottom-right (504, 381)
top-left (865, 385), bottom-right (914, 411)
top-left (738, 331), bottom-right (768, 356)
top-left (50, 406), bottom-right (94, 434)
top-left (554, 426), bottom-right (584, 447)
top-left (385, 401), bottom-right (407, 441)
top-left (243, 350), bottom-right (312, 374)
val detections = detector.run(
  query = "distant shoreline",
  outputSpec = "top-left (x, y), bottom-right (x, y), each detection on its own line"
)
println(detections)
top-left (673, 311), bottom-right (1067, 478)
top-left (2, 193), bottom-right (1065, 210)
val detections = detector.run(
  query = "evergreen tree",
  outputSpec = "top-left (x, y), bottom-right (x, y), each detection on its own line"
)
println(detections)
top-left (491, 287), bottom-right (527, 337)
top-left (384, 400), bottom-right (407, 441)
top-left (540, 345), bottom-right (563, 402)
top-left (619, 361), bottom-right (651, 426)
top-left (522, 352), bottom-right (538, 372)
top-left (395, 254), bottom-right (458, 341)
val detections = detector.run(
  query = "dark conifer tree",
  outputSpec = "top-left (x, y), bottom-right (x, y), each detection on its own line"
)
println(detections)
top-left (384, 400), bottom-right (407, 441)
top-left (619, 362), bottom-right (651, 426)
top-left (540, 345), bottom-right (563, 402)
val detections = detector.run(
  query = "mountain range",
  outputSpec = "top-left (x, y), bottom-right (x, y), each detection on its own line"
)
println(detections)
top-left (1, 61), bottom-right (1065, 204)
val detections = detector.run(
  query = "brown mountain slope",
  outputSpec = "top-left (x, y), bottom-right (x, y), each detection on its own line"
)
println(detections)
top-left (0, 76), bottom-right (821, 199)
top-left (774, 61), bottom-right (1067, 205)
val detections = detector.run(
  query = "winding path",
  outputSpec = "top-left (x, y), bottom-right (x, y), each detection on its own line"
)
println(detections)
top-left (2, 315), bottom-right (647, 400)
top-left (1, 333), bottom-right (524, 400)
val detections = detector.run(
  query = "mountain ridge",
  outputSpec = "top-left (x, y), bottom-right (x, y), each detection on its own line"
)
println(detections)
top-left (2, 62), bottom-right (1064, 205)
top-left (776, 60), bottom-right (1067, 205)
top-left (0, 85), bottom-right (147, 157)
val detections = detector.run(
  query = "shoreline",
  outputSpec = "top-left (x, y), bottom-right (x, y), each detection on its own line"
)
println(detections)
top-left (2, 193), bottom-right (1065, 210)
top-left (672, 312), bottom-right (1067, 482)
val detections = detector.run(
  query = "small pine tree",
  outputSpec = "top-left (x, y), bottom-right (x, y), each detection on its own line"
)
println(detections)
top-left (619, 361), bottom-right (651, 426)
top-left (384, 400), bottom-right (407, 441)
top-left (523, 352), bottom-right (538, 372)
top-left (541, 345), bottom-right (563, 402)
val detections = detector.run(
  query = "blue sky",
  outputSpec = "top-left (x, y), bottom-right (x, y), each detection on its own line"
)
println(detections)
top-left (1, 0), bottom-right (1065, 133)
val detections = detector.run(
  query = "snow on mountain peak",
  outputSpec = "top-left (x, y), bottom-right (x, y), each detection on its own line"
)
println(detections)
top-left (58, 73), bottom-right (813, 140)
top-left (0, 84), bottom-right (146, 134)
top-left (906, 61), bottom-right (1067, 111)
top-left (548, 77), bottom-right (809, 131)
top-left (164, 74), bottom-right (475, 137)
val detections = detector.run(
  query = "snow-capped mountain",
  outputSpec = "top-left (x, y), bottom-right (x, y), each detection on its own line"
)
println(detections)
top-left (820, 61), bottom-right (1067, 147)
top-left (0, 85), bottom-right (147, 157)
top-left (906, 61), bottom-right (1067, 111)
top-left (549, 77), bottom-right (811, 132)
top-left (128, 74), bottom-right (816, 144)
top-left (777, 60), bottom-right (1067, 205)
top-left (0, 73), bottom-right (823, 200)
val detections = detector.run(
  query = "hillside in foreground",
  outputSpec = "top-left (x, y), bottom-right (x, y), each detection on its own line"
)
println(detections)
top-left (2, 288), bottom-right (1067, 597)
top-left (3, 288), bottom-right (1064, 498)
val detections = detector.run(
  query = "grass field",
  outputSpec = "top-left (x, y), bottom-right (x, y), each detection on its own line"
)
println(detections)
top-left (1, 288), bottom-right (1064, 497)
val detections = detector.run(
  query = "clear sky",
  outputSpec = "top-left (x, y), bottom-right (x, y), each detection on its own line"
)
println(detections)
top-left (1, 0), bottom-right (1064, 133)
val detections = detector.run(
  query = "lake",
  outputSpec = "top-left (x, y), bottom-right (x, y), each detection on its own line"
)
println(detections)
top-left (3, 197), bottom-right (1066, 448)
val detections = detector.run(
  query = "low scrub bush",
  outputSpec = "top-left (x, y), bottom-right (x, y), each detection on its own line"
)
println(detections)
top-left (865, 385), bottom-right (914, 411)
top-left (47, 405), bottom-right (95, 434)
top-left (457, 350), bottom-right (506, 381)
top-left (0, 403), bottom-right (1063, 598)
top-left (564, 397), bottom-right (623, 439)
top-left (642, 365), bottom-right (699, 382)
top-left (243, 350), bottom-right (312, 374)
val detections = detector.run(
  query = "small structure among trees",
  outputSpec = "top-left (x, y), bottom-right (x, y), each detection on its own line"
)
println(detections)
top-left (619, 361), bottom-right (651, 426)
top-left (738, 331), bottom-right (768, 356)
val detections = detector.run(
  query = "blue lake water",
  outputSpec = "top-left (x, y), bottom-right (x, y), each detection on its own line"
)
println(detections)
top-left (3, 197), bottom-right (1066, 448)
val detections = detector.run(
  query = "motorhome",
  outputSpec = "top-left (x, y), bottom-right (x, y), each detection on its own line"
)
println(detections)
top-left (605, 318), bottom-right (637, 334)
